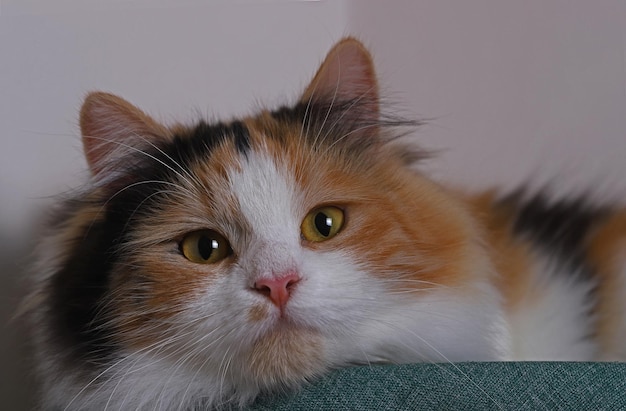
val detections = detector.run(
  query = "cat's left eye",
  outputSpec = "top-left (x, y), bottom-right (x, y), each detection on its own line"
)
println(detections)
top-left (301, 206), bottom-right (345, 242)
top-left (180, 230), bottom-right (232, 264)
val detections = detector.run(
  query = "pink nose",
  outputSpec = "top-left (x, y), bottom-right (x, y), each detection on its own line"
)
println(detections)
top-left (253, 272), bottom-right (301, 308)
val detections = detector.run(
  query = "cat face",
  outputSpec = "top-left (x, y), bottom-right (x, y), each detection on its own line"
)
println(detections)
top-left (84, 100), bottom-right (478, 388)
top-left (40, 38), bottom-right (503, 408)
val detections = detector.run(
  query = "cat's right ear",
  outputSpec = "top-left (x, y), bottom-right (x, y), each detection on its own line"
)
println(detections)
top-left (300, 37), bottom-right (379, 115)
top-left (80, 92), bottom-right (170, 178)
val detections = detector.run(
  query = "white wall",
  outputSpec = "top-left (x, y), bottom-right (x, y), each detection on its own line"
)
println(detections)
top-left (1, 1), bottom-right (625, 408)
top-left (348, 0), bottom-right (626, 195)
top-left (1, 0), bottom-right (347, 235)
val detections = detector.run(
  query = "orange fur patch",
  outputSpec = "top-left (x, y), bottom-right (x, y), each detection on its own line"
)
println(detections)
top-left (585, 209), bottom-right (626, 358)
top-left (244, 114), bottom-right (483, 292)
top-left (247, 327), bottom-right (324, 388)
top-left (248, 304), bottom-right (269, 323)
top-left (467, 192), bottom-right (536, 311)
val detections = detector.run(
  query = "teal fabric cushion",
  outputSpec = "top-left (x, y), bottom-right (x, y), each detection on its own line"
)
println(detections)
top-left (249, 362), bottom-right (626, 410)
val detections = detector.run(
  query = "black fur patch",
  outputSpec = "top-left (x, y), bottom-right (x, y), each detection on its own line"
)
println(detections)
top-left (230, 121), bottom-right (251, 155)
top-left (270, 100), bottom-right (378, 146)
top-left (498, 191), bottom-right (609, 272)
top-left (270, 102), bottom-right (308, 126)
top-left (269, 99), bottom-right (422, 155)
top-left (49, 215), bottom-right (120, 363)
top-left (48, 170), bottom-right (174, 364)
top-left (166, 120), bottom-right (251, 167)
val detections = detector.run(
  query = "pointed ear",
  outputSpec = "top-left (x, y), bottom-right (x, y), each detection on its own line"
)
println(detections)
top-left (80, 92), bottom-right (170, 177)
top-left (300, 37), bottom-right (379, 114)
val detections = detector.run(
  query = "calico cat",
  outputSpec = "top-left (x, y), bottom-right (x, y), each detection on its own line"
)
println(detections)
top-left (26, 37), bottom-right (626, 410)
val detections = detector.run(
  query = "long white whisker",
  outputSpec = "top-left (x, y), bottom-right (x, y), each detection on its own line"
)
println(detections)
top-left (84, 179), bottom-right (197, 241)
top-left (318, 83), bottom-right (378, 147)
top-left (311, 55), bottom-right (341, 149)
top-left (83, 134), bottom-right (202, 195)
top-left (371, 317), bottom-right (505, 410)
top-left (129, 132), bottom-right (206, 191)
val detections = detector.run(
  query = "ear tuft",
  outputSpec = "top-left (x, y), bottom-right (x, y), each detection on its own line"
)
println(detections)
top-left (80, 92), bottom-right (169, 177)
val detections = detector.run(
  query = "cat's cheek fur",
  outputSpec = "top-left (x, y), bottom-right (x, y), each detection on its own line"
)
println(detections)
top-left (292, 249), bottom-right (510, 364)
top-left (71, 276), bottom-right (327, 410)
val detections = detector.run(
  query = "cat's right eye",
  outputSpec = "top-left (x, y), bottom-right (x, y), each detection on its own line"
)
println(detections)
top-left (180, 230), bottom-right (232, 264)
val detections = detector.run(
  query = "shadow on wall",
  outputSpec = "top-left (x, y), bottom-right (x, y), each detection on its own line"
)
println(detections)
top-left (1, 232), bottom-right (38, 410)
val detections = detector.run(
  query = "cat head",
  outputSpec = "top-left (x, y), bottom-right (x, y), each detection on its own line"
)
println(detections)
top-left (45, 38), bottom-right (496, 406)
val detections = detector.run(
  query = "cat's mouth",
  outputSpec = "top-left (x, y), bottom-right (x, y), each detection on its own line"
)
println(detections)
top-left (247, 301), bottom-right (299, 324)
top-left (263, 305), bottom-right (302, 326)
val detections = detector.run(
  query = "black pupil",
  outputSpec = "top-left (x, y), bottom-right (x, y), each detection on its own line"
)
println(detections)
top-left (198, 236), bottom-right (216, 260)
top-left (315, 212), bottom-right (332, 237)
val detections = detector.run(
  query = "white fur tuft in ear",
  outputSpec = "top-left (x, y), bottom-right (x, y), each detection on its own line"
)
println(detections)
top-left (80, 92), bottom-right (170, 178)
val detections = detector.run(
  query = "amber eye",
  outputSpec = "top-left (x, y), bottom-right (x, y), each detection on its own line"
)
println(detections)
top-left (180, 230), bottom-right (232, 264)
top-left (301, 206), bottom-right (345, 242)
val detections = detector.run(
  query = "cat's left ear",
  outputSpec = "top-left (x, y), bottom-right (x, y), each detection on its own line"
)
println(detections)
top-left (300, 37), bottom-right (379, 118)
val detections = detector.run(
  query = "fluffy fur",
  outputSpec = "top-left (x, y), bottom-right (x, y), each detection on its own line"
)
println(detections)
top-left (25, 38), bottom-right (626, 410)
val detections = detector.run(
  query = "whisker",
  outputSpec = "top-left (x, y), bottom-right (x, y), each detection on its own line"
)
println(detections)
top-left (311, 55), bottom-right (341, 149)
top-left (82, 134), bottom-right (200, 196)
top-left (371, 317), bottom-right (505, 410)
top-left (129, 131), bottom-right (206, 191)
top-left (84, 179), bottom-right (197, 241)
top-left (317, 84), bottom-right (378, 148)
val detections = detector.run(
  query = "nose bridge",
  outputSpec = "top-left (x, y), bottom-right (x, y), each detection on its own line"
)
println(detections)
top-left (248, 239), bottom-right (302, 309)
top-left (226, 150), bottom-right (305, 282)
top-left (246, 238), bottom-right (299, 282)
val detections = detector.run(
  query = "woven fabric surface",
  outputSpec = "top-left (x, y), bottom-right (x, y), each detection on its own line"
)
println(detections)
top-left (247, 362), bottom-right (626, 410)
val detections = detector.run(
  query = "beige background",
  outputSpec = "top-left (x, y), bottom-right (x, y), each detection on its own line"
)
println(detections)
top-left (2, 1), bottom-right (625, 408)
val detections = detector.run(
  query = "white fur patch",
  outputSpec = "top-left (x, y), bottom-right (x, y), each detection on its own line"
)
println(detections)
top-left (227, 150), bottom-right (303, 282)
top-left (507, 253), bottom-right (598, 360)
top-left (339, 280), bottom-right (508, 364)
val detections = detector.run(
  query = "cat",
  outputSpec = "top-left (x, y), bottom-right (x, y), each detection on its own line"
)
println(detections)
top-left (24, 37), bottom-right (626, 410)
